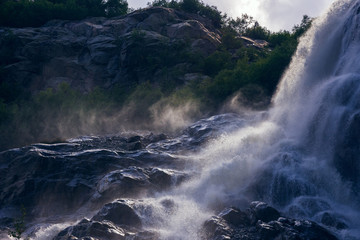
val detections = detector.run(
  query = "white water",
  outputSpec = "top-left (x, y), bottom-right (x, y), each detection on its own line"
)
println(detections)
top-left (150, 0), bottom-right (360, 239)
top-left (4, 1), bottom-right (360, 239)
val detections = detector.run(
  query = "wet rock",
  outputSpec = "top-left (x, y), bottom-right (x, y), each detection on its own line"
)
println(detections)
top-left (202, 216), bottom-right (232, 240)
top-left (219, 208), bottom-right (250, 227)
top-left (334, 111), bottom-right (360, 189)
top-left (127, 141), bottom-right (143, 151)
top-left (249, 201), bottom-right (280, 223)
top-left (204, 202), bottom-right (339, 240)
top-left (0, 132), bottom-right (185, 218)
top-left (320, 212), bottom-right (348, 230)
top-left (54, 218), bottom-right (126, 240)
top-left (92, 199), bottom-right (142, 228)
top-left (94, 166), bottom-right (186, 203)
top-left (54, 199), bottom-right (160, 240)
top-left (54, 217), bottom-right (158, 240)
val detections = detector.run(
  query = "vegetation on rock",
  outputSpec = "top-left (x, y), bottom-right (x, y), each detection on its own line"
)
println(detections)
top-left (0, 0), bottom-right (313, 150)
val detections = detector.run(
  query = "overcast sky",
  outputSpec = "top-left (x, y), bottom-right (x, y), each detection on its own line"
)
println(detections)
top-left (127, 0), bottom-right (336, 31)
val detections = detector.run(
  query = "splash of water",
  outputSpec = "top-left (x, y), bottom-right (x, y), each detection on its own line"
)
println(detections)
top-left (151, 0), bottom-right (360, 239)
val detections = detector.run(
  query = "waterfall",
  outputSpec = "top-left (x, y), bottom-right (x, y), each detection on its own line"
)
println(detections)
top-left (156, 0), bottom-right (360, 238)
top-left (2, 1), bottom-right (360, 240)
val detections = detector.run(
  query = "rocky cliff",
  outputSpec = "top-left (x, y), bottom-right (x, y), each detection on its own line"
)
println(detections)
top-left (0, 7), bottom-right (221, 94)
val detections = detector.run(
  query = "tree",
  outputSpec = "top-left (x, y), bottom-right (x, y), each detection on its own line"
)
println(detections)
top-left (227, 14), bottom-right (255, 34)
top-left (105, 0), bottom-right (128, 17)
top-left (292, 15), bottom-right (312, 38)
top-left (180, 0), bottom-right (200, 13)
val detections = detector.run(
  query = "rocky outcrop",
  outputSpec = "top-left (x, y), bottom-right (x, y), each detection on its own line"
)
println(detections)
top-left (0, 133), bottom-right (188, 218)
top-left (0, 114), bottom-right (243, 220)
top-left (52, 200), bottom-right (338, 240)
top-left (203, 202), bottom-right (338, 240)
top-left (0, 114), bottom-right (343, 239)
top-left (54, 199), bottom-right (161, 240)
top-left (0, 7), bottom-right (221, 94)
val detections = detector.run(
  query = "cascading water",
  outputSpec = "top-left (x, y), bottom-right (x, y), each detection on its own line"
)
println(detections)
top-left (1, 0), bottom-right (360, 240)
top-left (147, 0), bottom-right (360, 239)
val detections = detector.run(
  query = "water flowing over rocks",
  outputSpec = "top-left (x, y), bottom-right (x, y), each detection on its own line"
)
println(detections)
top-left (0, 113), bottom-right (340, 239)
top-left (3, 1), bottom-right (360, 239)
top-left (0, 7), bottom-right (221, 94)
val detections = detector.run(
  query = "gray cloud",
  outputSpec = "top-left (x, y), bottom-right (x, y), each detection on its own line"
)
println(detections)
top-left (127, 0), bottom-right (335, 31)
top-left (258, 0), bottom-right (336, 30)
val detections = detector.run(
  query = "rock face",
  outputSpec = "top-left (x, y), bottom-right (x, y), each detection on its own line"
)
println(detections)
top-left (203, 202), bottom-right (338, 240)
top-left (0, 114), bottom-right (243, 219)
top-left (0, 114), bottom-right (340, 239)
top-left (0, 133), bottom-right (188, 218)
top-left (0, 7), bottom-right (221, 94)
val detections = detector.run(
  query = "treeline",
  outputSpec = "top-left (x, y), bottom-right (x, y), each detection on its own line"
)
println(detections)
top-left (0, 0), bottom-right (129, 27)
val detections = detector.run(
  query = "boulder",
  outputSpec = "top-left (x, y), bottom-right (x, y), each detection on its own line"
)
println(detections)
top-left (203, 202), bottom-right (338, 240)
top-left (54, 218), bottom-right (126, 240)
top-left (92, 199), bottom-right (142, 227)
top-left (219, 207), bottom-right (250, 227)
top-left (249, 201), bottom-right (280, 223)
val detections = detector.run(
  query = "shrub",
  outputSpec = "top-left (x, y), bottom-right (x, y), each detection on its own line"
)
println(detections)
top-left (202, 50), bottom-right (232, 76)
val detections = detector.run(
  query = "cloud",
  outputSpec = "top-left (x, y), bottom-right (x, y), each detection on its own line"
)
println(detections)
top-left (127, 0), bottom-right (336, 31)
top-left (258, 0), bottom-right (336, 31)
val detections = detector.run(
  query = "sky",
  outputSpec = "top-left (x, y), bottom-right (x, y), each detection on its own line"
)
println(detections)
top-left (127, 0), bottom-right (336, 31)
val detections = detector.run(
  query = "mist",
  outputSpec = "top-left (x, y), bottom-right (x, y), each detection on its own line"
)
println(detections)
top-left (0, 96), bottom-right (203, 150)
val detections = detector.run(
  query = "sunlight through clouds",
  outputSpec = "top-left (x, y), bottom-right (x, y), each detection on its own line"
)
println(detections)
top-left (127, 0), bottom-right (336, 31)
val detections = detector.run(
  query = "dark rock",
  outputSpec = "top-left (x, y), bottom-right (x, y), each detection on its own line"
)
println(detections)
top-left (257, 221), bottom-right (281, 240)
top-left (148, 168), bottom-right (173, 188)
top-left (0, 7), bottom-right (221, 95)
top-left (127, 141), bottom-right (143, 151)
top-left (219, 207), bottom-right (250, 227)
top-left (94, 166), bottom-right (186, 203)
top-left (54, 217), bottom-right (158, 240)
top-left (334, 111), bottom-right (360, 189)
top-left (249, 201), bottom-right (280, 223)
top-left (54, 218), bottom-right (126, 240)
top-left (202, 216), bottom-right (232, 240)
top-left (292, 219), bottom-right (338, 240)
top-left (127, 135), bottom-right (142, 143)
top-left (0, 130), bottom-right (191, 220)
top-left (92, 199), bottom-right (142, 227)
top-left (320, 212), bottom-right (348, 230)
top-left (205, 203), bottom-right (339, 240)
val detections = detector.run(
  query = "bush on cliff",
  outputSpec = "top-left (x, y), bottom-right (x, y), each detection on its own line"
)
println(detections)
top-left (148, 0), bottom-right (223, 27)
top-left (0, 2), bottom-right (313, 150)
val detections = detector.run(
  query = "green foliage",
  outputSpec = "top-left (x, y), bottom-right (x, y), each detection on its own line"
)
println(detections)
top-left (220, 28), bottom-right (243, 49)
top-left (250, 38), bottom-right (297, 93)
top-left (125, 82), bottom-right (163, 120)
top-left (0, 4), bottom-right (313, 149)
top-left (148, 0), bottom-right (224, 27)
top-left (202, 50), bottom-right (232, 76)
top-left (8, 205), bottom-right (28, 240)
top-left (190, 18), bottom-right (301, 107)
top-left (244, 23), bottom-right (270, 40)
top-left (292, 15), bottom-right (313, 38)
top-left (104, 0), bottom-right (128, 17)
top-left (0, 0), bottom-right (129, 27)
top-left (268, 30), bottom-right (292, 47)
top-left (226, 14), bottom-right (255, 34)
